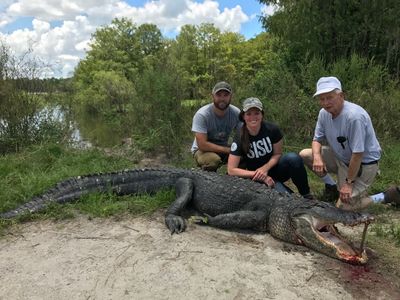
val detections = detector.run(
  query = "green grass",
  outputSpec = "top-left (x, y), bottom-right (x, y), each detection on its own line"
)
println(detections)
top-left (0, 143), bottom-right (179, 233)
top-left (367, 204), bottom-right (400, 246)
top-left (0, 143), bottom-right (130, 230)
top-left (0, 143), bottom-right (133, 211)
top-left (74, 189), bottom-right (175, 218)
top-left (371, 222), bottom-right (400, 245)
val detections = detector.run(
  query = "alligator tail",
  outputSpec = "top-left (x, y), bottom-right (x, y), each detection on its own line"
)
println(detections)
top-left (0, 168), bottom-right (187, 219)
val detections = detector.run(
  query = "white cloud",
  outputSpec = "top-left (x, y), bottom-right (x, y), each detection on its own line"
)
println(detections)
top-left (160, 0), bottom-right (188, 18)
top-left (0, 0), bottom-right (259, 78)
top-left (0, 14), bottom-right (13, 28)
top-left (6, 0), bottom-right (115, 21)
top-left (261, 3), bottom-right (279, 17)
top-left (32, 19), bottom-right (50, 33)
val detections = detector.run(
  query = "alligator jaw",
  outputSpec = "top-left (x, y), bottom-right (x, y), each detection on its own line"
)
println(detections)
top-left (294, 214), bottom-right (374, 264)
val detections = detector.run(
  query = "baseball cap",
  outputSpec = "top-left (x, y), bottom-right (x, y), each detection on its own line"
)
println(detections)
top-left (212, 81), bottom-right (232, 94)
top-left (313, 76), bottom-right (342, 97)
top-left (242, 97), bottom-right (263, 112)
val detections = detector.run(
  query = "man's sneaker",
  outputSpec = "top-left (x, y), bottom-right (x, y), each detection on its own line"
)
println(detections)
top-left (322, 184), bottom-right (339, 202)
top-left (383, 186), bottom-right (400, 206)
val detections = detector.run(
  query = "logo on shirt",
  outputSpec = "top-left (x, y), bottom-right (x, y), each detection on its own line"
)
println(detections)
top-left (248, 137), bottom-right (273, 159)
top-left (230, 142), bottom-right (238, 152)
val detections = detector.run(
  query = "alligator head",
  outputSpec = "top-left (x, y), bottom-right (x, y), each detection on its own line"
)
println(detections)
top-left (290, 201), bottom-right (374, 264)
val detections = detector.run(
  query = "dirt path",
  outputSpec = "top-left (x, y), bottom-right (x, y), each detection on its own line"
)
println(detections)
top-left (1, 212), bottom-right (399, 300)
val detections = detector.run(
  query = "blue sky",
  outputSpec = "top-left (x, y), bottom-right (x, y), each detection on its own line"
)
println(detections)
top-left (0, 0), bottom-right (274, 78)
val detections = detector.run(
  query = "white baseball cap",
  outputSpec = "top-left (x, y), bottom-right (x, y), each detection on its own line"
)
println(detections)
top-left (313, 76), bottom-right (342, 97)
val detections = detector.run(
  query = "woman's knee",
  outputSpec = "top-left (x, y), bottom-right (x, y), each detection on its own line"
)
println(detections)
top-left (283, 152), bottom-right (303, 167)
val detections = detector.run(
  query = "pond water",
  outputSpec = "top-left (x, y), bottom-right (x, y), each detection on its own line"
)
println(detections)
top-left (71, 111), bottom-right (127, 148)
top-left (1, 101), bottom-right (193, 152)
top-left (34, 106), bottom-right (127, 149)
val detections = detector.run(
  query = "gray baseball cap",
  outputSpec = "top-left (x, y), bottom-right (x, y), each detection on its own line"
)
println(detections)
top-left (212, 81), bottom-right (232, 94)
top-left (242, 97), bottom-right (263, 112)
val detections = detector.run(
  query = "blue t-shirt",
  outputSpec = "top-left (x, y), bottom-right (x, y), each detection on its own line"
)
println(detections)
top-left (230, 121), bottom-right (283, 170)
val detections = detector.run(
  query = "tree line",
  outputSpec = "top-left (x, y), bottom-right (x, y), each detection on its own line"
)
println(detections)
top-left (1, 1), bottom-right (400, 155)
top-left (260, 0), bottom-right (400, 77)
top-left (72, 10), bottom-right (400, 152)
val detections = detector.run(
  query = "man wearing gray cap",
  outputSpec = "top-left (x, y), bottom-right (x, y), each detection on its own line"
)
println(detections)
top-left (300, 76), bottom-right (400, 209)
top-left (191, 81), bottom-right (241, 171)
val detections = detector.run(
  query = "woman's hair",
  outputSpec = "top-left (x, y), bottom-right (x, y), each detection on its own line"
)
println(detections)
top-left (240, 124), bottom-right (250, 154)
top-left (239, 109), bottom-right (264, 153)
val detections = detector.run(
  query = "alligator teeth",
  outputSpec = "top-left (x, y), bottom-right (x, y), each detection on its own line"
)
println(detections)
top-left (358, 222), bottom-right (370, 255)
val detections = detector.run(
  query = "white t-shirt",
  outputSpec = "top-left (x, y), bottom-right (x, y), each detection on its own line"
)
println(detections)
top-left (313, 100), bottom-right (381, 164)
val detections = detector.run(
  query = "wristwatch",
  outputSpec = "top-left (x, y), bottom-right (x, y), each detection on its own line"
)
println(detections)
top-left (345, 178), bottom-right (355, 184)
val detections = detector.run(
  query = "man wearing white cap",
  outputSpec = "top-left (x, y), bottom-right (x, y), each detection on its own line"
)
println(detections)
top-left (300, 76), bottom-right (400, 210)
top-left (191, 81), bottom-right (241, 171)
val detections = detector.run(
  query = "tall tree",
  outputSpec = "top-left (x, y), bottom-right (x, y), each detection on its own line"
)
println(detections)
top-left (169, 23), bottom-right (271, 99)
top-left (169, 24), bottom-right (200, 99)
top-left (74, 18), bottom-right (164, 85)
top-left (73, 19), bottom-right (166, 110)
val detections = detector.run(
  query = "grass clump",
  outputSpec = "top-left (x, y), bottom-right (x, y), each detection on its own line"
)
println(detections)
top-left (368, 206), bottom-right (400, 246)
top-left (0, 143), bottom-right (133, 224)
top-left (0, 143), bottom-right (178, 234)
top-left (73, 189), bottom-right (175, 218)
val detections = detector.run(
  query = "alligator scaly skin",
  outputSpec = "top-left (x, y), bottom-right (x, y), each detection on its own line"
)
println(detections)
top-left (1, 168), bottom-right (277, 218)
top-left (1, 167), bottom-right (374, 264)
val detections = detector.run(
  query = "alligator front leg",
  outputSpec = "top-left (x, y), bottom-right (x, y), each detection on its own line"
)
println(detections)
top-left (165, 177), bottom-right (193, 234)
top-left (205, 211), bottom-right (267, 231)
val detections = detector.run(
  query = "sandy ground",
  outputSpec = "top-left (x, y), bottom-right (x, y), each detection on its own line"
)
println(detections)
top-left (1, 211), bottom-right (400, 300)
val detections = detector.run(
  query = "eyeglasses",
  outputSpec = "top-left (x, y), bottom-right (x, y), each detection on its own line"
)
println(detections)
top-left (337, 136), bottom-right (347, 149)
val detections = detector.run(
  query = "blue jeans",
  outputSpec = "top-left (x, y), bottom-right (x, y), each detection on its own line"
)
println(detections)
top-left (268, 152), bottom-right (311, 196)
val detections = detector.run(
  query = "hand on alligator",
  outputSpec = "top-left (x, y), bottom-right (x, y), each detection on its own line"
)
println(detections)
top-left (263, 176), bottom-right (275, 187)
top-left (165, 215), bottom-right (186, 234)
top-left (252, 167), bottom-right (268, 182)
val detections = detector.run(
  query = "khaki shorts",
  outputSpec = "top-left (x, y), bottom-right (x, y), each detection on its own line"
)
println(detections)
top-left (301, 146), bottom-right (379, 209)
top-left (193, 150), bottom-right (226, 171)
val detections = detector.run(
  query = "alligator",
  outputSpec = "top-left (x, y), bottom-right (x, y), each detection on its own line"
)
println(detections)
top-left (0, 167), bottom-right (374, 264)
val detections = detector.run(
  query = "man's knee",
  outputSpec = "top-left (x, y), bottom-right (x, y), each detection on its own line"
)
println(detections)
top-left (299, 148), bottom-right (313, 167)
top-left (194, 151), bottom-right (222, 171)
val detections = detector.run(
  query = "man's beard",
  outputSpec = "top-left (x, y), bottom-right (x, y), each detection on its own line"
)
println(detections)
top-left (214, 100), bottom-right (230, 110)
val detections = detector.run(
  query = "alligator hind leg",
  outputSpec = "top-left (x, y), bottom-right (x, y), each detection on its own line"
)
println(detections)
top-left (205, 210), bottom-right (267, 231)
top-left (165, 177), bottom-right (194, 234)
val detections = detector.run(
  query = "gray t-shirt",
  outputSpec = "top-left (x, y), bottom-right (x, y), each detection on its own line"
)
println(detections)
top-left (313, 100), bottom-right (381, 164)
top-left (191, 103), bottom-right (241, 153)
